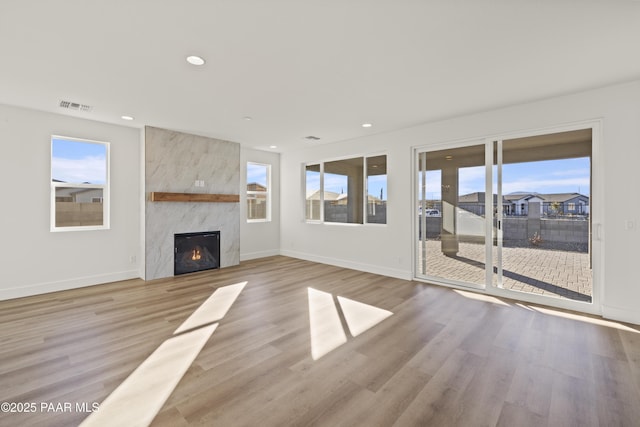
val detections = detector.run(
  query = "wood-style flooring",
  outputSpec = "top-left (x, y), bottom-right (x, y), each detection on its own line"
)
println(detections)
top-left (1, 256), bottom-right (639, 426)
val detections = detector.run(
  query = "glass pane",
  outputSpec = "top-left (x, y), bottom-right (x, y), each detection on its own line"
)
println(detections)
top-left (366, 155), bottom-right (387, 224)
top-left (52, 138), bottom-right (107, 184)
top-left (324, 158), bottom-right (364, 224)
top-left (492, 142), bottom-right (500, 287)
top-left (247, 193), bottom-right (267, 220)
top-left (305, 164), bottom-right (321, 220)
top-left (499, 130), bottom-right (592, 302)
top-left (417, 144), bottom-right (487, 288)
top-left (55, 187), bottom-right (104, 227)
top-left (247, 162), bottom-right (269, 221)
top-left (247, 163), bottom-right (268, 192)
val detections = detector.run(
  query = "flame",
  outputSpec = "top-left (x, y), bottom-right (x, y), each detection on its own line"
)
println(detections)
top-left (191, 249), bottom-right (202, 261)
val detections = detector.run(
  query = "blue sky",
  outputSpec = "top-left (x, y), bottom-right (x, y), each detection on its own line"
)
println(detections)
top-left (306, 171), bottom-right (388, 200)
top-left (425, 157), bottom-right (590, 199)
top-left (501, 157), bottom-right (590, 195)
top-left (307, 156), bottom-right (590, 202)
top-left (247, 163), bottom-right (268, 187)
top-left (51, 138), bottom-right (107, 184)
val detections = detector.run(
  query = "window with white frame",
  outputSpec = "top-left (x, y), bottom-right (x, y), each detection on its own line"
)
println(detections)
top-left (305, 164), bottom-right (321, 221)
top-left (51, 136), bottom-right (109, 231)
top-left (247, 162), bottom-right (271, 221)
top-left (304, 155), bottom-right (387, 224)
top-left (366, 155), bottom-right (387, 224)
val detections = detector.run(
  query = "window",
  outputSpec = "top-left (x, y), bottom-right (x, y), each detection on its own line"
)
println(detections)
top-left (304, 155), bottom-right (387, 224)
top-left (325, 157), bottom-right (363, 223)
top-left (51, 136), bottom-right (109, 231)
top-left (366, 155), bottom-right (387, 224)
top-left (246, 162), bottom-right (271, 221)
top-left (568, 202), bottom-right (576, 212)
top-left (305, 164), bottom-right (321, 221)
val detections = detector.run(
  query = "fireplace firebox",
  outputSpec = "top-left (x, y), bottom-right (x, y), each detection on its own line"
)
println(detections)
top-left (174, 231), bottom-right (220, 275)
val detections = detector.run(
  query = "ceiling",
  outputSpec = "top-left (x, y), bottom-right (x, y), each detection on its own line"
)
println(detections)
top-left (2, 1), bottom-right (640, 153)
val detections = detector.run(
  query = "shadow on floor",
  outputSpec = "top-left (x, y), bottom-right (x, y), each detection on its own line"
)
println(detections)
top-left (450, 254), bottom-right (592, 303)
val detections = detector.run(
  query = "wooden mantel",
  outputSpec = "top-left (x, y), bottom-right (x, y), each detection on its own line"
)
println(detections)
top-left (150, 192), bottom-right (240, 203)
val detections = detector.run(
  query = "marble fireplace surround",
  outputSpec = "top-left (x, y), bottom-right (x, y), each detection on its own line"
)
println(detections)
top-left (145, 126), bottom-right (240, 281)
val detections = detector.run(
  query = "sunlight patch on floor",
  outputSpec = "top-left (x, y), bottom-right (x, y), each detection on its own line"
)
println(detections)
top-left (308, 288), bottom-right (347, 360)
top-left (337, 296), bottom-right (393, 337)
top-left (453, 289), bottom-right (510, 306)
top-left (308, 287), bottom-right (393, 360)
top-left (528, 305), bottom-right (639, 333)
top-left (80, 281), bottom-right (246, 426)
top-left (79, 324), bottom-right (217, 427)
top-left (174, 281), bottom-right (247, 334)
top-left (515, 303), bottom-right (535, 311)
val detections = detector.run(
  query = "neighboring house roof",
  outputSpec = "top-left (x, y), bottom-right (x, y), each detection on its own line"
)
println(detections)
top-left (458, 192), bottom-right (499, 203)
top-left (459, 192), bottom-right (589, 203)
top-left (539, 193), bottom-right (587, 203)
top-left (305, 191), bottom-right (383, 202)
top-left (459, 192), bottom-right (485, 203)
top-left (503, 192), bottom-right (545, 202)
top-left (306, 190), bottom-right (340, 200)
top-left (247, 182), bottom-right (267, 191)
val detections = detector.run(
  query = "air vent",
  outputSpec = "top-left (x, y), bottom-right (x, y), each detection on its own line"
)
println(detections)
top-left (304, 136), bottom-right (321, 141)
top-left (59, 100), bottom-right (93, 112)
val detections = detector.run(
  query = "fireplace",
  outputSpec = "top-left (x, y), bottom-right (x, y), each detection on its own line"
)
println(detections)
top-left (174, 231), bottom-right (220, 275)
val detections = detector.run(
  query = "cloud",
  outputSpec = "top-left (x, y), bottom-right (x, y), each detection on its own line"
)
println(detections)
top-left (247, 164), bottom-right (267, 186)
top-left (52, 155), bottom-right (106, 184)
top-left (550, 167), bottom-right (591, 177)
top-left (323, 173), bottom-right (348, 193)
top-left (502, 176), bottom-right (590, 194)
top-left (459, 166), bottom-right (485, 195)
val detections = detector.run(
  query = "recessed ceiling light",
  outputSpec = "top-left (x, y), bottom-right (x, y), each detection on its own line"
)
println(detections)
top-left (362, 123), bottom-right (373, 128)
top-left (445, 155), bottom-right (453, 160)
top-left (121, 115), bottom-right (134, 121)
top-left (269, 145), bottom-right (277, 149)
top-left (186, 55), bottom-right (205, 66)
top-left (243, 116), bottom-right (253, 121)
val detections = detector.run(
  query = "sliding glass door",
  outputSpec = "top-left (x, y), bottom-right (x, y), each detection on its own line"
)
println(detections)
top-left (416, 142), bottom-right (489, 289)
top-left (493, 130), bottom-right (593, 303)
top-left (416, 128), bottom-right (594, 305)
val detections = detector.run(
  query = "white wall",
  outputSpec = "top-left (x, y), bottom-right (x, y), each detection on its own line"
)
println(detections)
top-left (240, 147), bottom-right (280, 260)
top-left (280, 80), bottom-right (640, 324)
top-left (0, 104), bottom-right (141, 299)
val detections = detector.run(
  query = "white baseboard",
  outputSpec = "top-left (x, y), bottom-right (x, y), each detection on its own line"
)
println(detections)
top-left (280, 249), bottom-right (412, 281)
top-left (602, 304), bottom-right (640, 326)
top-left (0, 270), bottom-right (140, 301)
top-left (240, 249), bottom-right (281, 262)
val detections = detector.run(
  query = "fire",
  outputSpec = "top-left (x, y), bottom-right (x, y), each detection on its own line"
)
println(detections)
top-left (191, 248), bottom-right (202, 261)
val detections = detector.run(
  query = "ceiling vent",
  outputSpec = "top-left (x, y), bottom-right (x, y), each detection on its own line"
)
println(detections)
top-left (304, 135), bottom-right (321, 141)
top-left (59, 100), bottom-right (93, 112)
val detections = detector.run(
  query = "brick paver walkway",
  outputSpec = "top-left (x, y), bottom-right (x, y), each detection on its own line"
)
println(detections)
top-left (418, 240), bottom-right (592, 302)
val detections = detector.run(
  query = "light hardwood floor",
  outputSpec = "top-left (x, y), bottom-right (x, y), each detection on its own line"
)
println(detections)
top-left (1, 256), bottom-right (639, 426)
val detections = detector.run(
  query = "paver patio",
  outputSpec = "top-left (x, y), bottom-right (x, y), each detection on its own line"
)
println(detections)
top-left (418, 240), bottom-right (592, 302)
